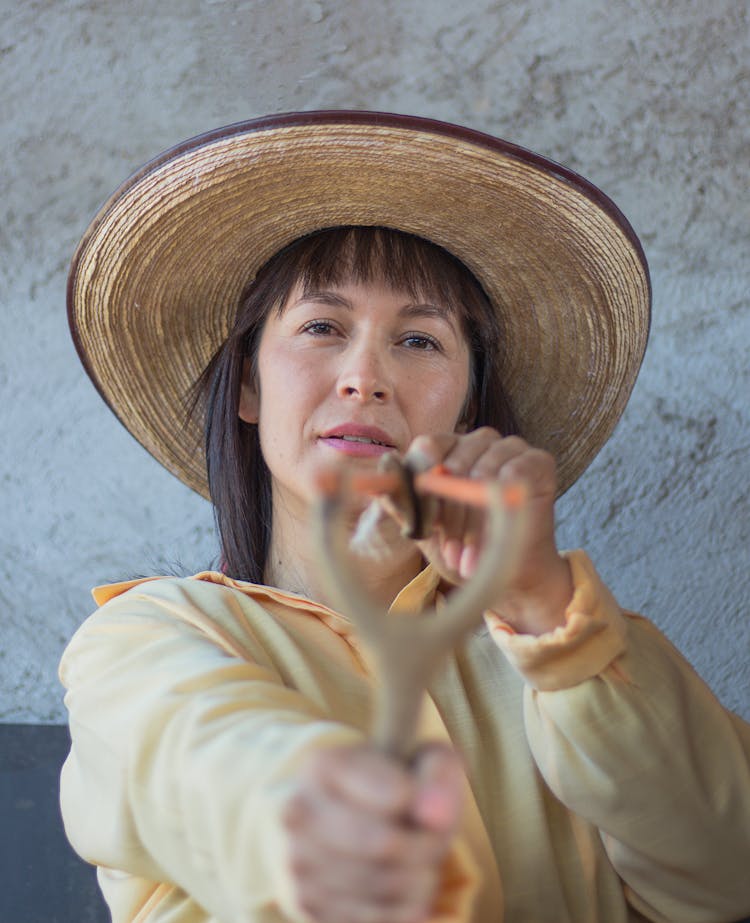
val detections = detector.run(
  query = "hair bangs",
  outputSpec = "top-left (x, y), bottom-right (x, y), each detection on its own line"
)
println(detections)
top-left (280, 227), bottom-right (482, 325)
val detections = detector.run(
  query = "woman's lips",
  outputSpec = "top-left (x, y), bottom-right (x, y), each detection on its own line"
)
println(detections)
top-left (319, 436), bottom-right (393, 457)
top-left (319, 424), bottom-right (396, 458)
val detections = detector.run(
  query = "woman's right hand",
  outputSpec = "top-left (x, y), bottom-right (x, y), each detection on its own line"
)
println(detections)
top-left (280, 742), bottom-right (464, 923)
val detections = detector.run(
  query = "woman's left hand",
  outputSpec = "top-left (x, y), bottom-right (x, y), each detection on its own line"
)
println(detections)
top-left (404, 428), bottom-right (573, 636)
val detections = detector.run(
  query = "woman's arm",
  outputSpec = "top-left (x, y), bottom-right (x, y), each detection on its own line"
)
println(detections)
top-left (59, 578), bottom-right (475, 923)
top-left (60, 580), bottom-right (356, 921)
top-left (491, 551), bottom-right (750, 923)
top-left (401, 427), bottom-right (749, 920)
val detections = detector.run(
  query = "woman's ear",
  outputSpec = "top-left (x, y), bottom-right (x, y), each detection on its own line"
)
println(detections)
top-left (238, 358), bottom-right (260, 424)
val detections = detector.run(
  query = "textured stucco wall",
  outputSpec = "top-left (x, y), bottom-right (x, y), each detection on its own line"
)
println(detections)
top-left (1, 0), bottom-right (748, 722)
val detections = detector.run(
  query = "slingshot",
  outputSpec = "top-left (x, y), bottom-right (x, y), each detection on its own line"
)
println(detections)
top-left (312, 457), bottom-right (529, 761)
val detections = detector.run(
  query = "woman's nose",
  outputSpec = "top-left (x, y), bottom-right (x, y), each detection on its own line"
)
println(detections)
top-left (336, 341), bottom-right (391, 402)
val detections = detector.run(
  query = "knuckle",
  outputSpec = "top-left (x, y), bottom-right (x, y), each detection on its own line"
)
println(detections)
top-left (415, 826), bottom-right (454, 864)
top-left (289, 849), bottom-right (312, 882)
top-left (410, 434), bottom-right (434, 451)
top-left (366, 826), bottom-right (404, 861)
top-left (370, 868), bottom-right (408, 901)
top-left (402, 867), bottom-right (434, 902)
top-left (407, 434), bottom-right (444, 467)
top-left (472, 425), bottom-right (501, 441)
top-left (498, 434), bottom-right (528, 453)
top-left (527, 445), bottom-right (555, 465)
top-left (508, 446), bottom-right (557, 481)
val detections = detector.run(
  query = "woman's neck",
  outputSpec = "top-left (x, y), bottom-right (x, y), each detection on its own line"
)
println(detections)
top-left (264, 499), bottom-right (424, 609)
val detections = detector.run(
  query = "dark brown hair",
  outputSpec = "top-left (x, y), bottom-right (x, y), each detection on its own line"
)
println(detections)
top-left (198, 226), bottom-right (517, 583)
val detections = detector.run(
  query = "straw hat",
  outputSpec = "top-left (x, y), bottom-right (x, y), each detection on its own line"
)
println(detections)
top-left (68, 110), bottom-right (651, 499)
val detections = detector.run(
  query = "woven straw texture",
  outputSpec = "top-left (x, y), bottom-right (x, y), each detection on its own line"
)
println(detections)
top-left (69, 113), bottom-right (651, 499)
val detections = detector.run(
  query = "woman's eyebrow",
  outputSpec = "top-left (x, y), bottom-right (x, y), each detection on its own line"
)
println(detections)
top-left (292, 290), bottom-right (353, 309)
top-left (398, 302), bottom-right (452, 321)
top-left (399, 302), bottom-right (459, 334)
top-left (291, 291), bottom-right (458, 331)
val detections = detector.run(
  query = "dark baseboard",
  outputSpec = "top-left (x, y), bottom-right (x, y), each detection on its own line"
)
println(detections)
top-left (0, 723), bottom-right (109, 923)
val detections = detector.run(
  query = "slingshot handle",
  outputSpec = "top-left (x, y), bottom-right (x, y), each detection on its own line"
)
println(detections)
top-left (312, 462), bottom-right (528, 761)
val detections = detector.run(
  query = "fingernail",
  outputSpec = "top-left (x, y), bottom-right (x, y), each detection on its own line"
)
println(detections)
top-left (415, 786), bottom-right (457, 830)
top-left (405, 445), bottom-right (434, 472)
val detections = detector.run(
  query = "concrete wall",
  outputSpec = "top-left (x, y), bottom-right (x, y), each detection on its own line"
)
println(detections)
top-left (2, 0), bottom-right (748, 722)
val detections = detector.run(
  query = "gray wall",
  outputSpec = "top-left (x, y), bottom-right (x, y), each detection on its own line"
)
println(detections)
top-left (2, 0), bottom-right (748, 723)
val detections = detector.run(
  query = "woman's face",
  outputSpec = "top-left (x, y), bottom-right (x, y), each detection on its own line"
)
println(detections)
top-left (239, 278), bottom-right (472, 517)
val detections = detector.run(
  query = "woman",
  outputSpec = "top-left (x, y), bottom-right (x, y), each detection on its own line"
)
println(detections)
top-left (61, 113), bottom-right (750, 923)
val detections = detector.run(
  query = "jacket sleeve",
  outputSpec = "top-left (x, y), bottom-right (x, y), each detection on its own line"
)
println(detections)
top-left (59, 578), bottom-right (366, 923)
top-left (486, 551), bottom-right (750, 923)
top-left (60, 577), bottom-right (478, 923)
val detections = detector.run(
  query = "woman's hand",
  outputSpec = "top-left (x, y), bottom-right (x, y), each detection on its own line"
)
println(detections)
top-left (281, 742), bottom-right (464, 923)
top-left (405, 428), bottom-right (573, 636)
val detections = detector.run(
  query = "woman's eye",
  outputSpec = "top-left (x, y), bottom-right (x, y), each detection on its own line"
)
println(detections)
top-left (301, 320), bottom-right (337, 336)
top-left (400, 333), bottom-right (440, 351)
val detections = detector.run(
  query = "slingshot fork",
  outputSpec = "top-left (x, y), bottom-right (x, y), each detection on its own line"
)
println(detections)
top-left (311, 460), bottom-right (529, 762)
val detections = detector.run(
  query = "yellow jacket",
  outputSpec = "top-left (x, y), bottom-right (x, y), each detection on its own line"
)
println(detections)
top-left (59, 551), bottom-right (750, 923)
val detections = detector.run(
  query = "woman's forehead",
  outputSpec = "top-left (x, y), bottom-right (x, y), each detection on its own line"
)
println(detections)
top-left (281, 273), bottom-right (463, 316)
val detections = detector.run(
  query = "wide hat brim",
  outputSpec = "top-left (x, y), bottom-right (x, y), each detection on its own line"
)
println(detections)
top-left (68, 110), bottom-right (651, 500)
